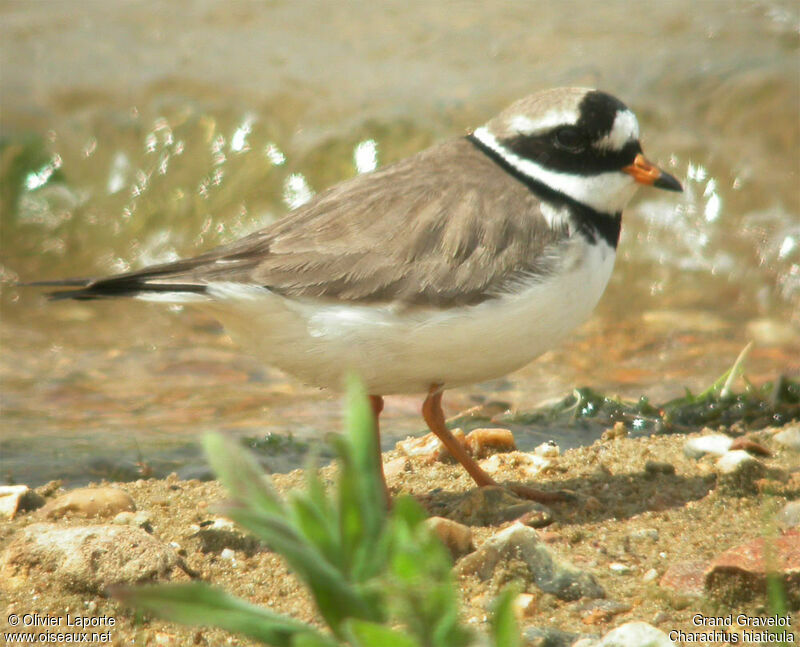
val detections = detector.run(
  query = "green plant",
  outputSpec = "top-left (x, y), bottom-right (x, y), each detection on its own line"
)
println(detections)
top-left (474, 344), bottom-right (799, 434)
top-left (117, 376), bottom-right (518, 646)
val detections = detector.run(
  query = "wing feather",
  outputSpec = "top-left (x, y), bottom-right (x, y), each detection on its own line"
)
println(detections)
top-left (44, 138), bottom-right (569, 306)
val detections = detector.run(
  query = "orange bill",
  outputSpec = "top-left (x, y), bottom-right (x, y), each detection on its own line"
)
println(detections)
top-left (623, 153), bottom-right (683, 191)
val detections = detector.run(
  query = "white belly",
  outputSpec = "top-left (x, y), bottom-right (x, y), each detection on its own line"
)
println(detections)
top-left (192, 239), bottom-right (616, 395)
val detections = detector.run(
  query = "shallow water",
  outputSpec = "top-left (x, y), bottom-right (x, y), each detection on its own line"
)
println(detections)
top-left (1, 1), bottom-right (798, 486)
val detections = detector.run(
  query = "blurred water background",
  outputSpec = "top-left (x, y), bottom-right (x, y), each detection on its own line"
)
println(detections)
top-left (1, 0), bottom-right (798, 486)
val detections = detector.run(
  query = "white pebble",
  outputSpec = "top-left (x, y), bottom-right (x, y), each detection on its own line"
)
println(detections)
top-left (595, 621), bottom-right (675, 647)
top-left (533, 440), bottom-right (560, 457)
top-left (211, 518), bottom-right (236, 530)
top-left (683, 434), bottom-right (733, 458)
top-left (642, 568), bottom-right (659, 582)
top-left (716, 450), bottom-right (757, 474)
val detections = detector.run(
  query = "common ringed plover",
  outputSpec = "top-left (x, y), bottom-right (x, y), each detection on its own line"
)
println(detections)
top-left (34, 87), bottom-right (682, 504)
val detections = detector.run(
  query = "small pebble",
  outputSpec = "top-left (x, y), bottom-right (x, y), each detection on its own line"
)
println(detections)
top-left (629, 528), bottom-right (659, 542)
top-left (456, 523), bottom-right (604, 600)
top-left (594, 621), bottom-right (675, 647)
top-left (684, 434), bottom-right (733, 458)
top-left (716, 451), bottom-right (766, 496)
top-left (579, 599), bottom-right (632, 624)
top-left (464, 428), bottom-right (516, 457)
top-left (220, 548), bottom-right (236, 561)
top-left (424, 516), bottom-right (474, 558)
top-left (776, 500), bottom-right (800, 529)
top-left (518, 507), bottom-right (553, 529)
top-left (518, 452), bottom-right (553, 478)
top-left (112, 511), bottom-right (136, 525)
top-left (642, 568), bottom-right (659, 582)
top-left (396, 432), bottom-right (447, 457)
top-left (480, 451), bottom-right (551, 479)
top-left (43, 487), bottom-right (135, 519)
top-left (112, 510), bottom-right (153, 531)
top-left (382, 456), bottom-right (408, 481)
top-left (479, 454), bottom-right (503, 475)
top-left (512, 593), bottom-right (537, 619)
top-left (0, 485), bottom-right (44, 520)
top-left (774, 426), bottom-right (800, 452)
top-left (133, 511), bottom-right (153, 530)
top-left (209, 518), bottom-right (235, 531)
top-left (609, 562), bottom-right (632, 574)
top-left (533, 440), bottom-right (560, 457)
top-left (716, 450), bottom-right (757, 474)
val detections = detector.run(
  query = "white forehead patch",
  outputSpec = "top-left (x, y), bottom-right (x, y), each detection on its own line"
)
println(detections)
top-left (594, 109), bottom-right (640, 151)
top-left (510, 109), bottom-right (580, 135)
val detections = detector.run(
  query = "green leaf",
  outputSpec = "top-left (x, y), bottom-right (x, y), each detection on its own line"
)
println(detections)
top-left (489, 587), bottom-right (521, 647)
top-left (116, 582), bottom-right (322, 646)
top-left (289, 492), bottom-right (344, 567)
top-left (304, 452), bottom-right (336, 527)
top-left (337, 375), bottom-right (388, 580)
top-left (382, 496), bottom-right (473, 647)
top-left (203, 432), bottom-right (286, 518)
top-left (204, 430), bottom-right (382, 633)
top-left (346, 619), bottom-right (421, 647)
top-left (291, 634), bottom-right (340, 647)
top-left (224, 506), bottom-right (380, 630)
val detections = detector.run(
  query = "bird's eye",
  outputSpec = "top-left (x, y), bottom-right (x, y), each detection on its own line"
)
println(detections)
top-left (553, 127), bottom-right (585, 152)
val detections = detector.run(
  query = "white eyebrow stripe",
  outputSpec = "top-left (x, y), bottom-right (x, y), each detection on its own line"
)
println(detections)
top-left (510, 109), bottom-right (580, 135)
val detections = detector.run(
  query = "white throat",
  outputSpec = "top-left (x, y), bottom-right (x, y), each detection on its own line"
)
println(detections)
top-left (473, 126), bottom-right (639, 214)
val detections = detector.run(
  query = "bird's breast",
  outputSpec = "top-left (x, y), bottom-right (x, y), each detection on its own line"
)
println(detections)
top-left (203, 237), bottom-right (616, 394)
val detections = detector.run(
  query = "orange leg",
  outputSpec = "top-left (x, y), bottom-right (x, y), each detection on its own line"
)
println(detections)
top-left (422, 384), bottom-right (566, 504)
top-left (368, 394), bottom-right (391, 507)
top-left (421, 386), bottom-right (497, 487)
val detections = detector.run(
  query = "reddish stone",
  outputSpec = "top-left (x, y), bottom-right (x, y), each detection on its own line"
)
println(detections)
top-left (659, 560), bottom-right (710, 597)
top-left (705, 530), bottom-right (800, 608)
top-left (729, 437), bottom-right (771, 456)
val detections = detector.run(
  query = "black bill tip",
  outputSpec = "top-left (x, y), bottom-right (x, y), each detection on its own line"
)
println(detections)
top-left (653, 170), bottom-right (683, 192)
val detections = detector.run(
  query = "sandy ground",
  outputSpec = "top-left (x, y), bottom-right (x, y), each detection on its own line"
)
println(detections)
top-left (1, 422), bottom-right (798, 646)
